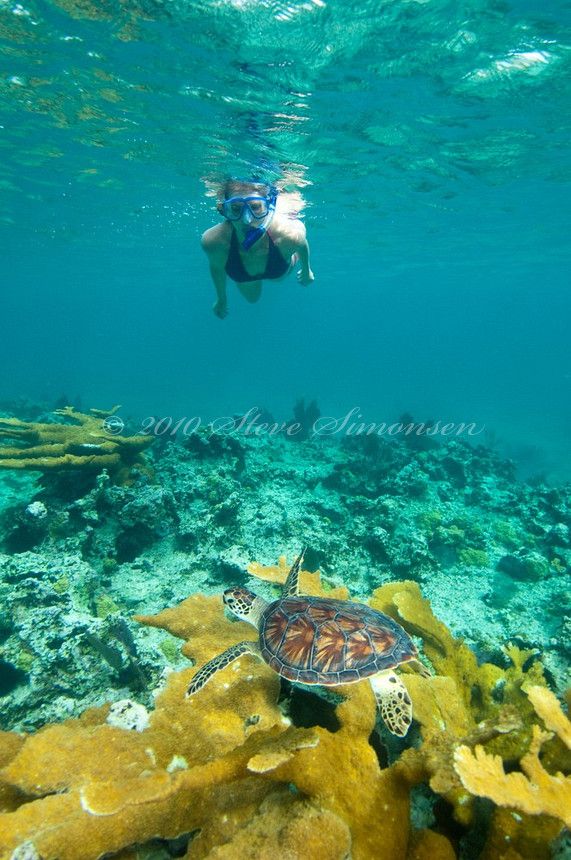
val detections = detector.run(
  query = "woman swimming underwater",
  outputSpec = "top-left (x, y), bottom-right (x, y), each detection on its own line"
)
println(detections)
top-left (201, 178), bottom-right (314, 319)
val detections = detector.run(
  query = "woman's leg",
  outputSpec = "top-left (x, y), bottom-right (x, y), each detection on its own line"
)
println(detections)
top-left (237, 280), bottom-right (263, 303)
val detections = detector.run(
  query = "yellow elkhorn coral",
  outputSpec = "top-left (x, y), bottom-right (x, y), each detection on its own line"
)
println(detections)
top-left (454, 685), bottom-right (571, 828)
top-left (0, 406), bottom-right (152, 480)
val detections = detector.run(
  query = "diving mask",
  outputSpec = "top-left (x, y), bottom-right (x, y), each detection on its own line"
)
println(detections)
top-left (222, 195), bottom-right (272, 223)
top-left (222, 186), bottom-right (278, 249)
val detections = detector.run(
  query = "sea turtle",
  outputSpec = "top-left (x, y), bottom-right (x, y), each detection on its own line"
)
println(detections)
top-left (186, 550), bottom-right (429, 736)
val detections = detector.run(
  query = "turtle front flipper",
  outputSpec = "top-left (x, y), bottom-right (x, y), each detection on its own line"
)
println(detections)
top-left (186, 640), bottom-right (261, 696)
top-left (370, 670), bottom-right (413, 737)
top-left (282, 547), bottom-right (306, 597)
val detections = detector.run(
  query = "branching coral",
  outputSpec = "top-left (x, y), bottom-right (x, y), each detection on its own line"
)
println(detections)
top-left (0, 567), bottom-right (446, 860)
top-left (0, 652), bottom-right (320, 858)
top-left (0, 406), bottom-right (152, 480)
top-left (139, 586), bottom-right (422, 860)
top-left (247, 554), bottom-right (349, 600)
top-left (369, 580), bottom-right (546, 753)
top-left (0, 560), bottom-right (563, 859)
top-left (527, 685), bottom-right (571, 747)
top-left (454, 685), bottom-right (571, 828)
top-left (239, 565), bottom-right (560, 839)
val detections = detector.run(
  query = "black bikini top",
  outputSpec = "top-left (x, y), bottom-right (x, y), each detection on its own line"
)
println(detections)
top-left (225, 226), bottom-right (290, 283)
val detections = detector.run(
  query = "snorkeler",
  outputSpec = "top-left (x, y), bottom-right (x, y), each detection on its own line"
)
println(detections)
top-left (201, 179), bottom-right (314, 319)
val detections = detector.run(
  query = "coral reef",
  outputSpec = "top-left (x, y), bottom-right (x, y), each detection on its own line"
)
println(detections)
top-left (0, 549), bottom-right (167, 731)
top-left (291, 398), bottom-right (321, 440)
top-left (1, 426), bottom-right (569, 737)
top-left (0, 406), bottom-right (152, 482)
top-left (454, 686), bottom-right (571, 827)
top-left (0, 578), bottom-right (374, 858)
top-left (1, 419), bottom-right (570, 856)
top-left (0, 560), bottom-right (567, 859)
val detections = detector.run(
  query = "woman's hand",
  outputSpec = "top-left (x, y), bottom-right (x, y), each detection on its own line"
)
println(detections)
top-left (297, 268), bottom-right (314, 287)
top-left (213, 298), bottom-right (228, 319)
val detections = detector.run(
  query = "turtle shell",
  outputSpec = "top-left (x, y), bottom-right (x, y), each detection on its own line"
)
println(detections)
top-left (259, 596), bottom-right (417, 685)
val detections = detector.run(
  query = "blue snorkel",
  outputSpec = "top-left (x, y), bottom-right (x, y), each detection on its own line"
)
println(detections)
top-left (237, 186), bottom-right (278, 250)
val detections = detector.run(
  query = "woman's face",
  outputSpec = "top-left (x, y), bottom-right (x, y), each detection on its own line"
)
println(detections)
top-left (219, 183), bottom-right (272, 226)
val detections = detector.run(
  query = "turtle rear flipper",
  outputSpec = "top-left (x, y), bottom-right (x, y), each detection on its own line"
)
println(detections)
top-left (282, 547), bottom-right (306, 596)
top-left (370, 670), bottom-right (413, 737)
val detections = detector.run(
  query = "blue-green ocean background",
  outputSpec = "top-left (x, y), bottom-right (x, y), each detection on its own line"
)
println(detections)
top-left (1, 0), bottom-right (570, 479)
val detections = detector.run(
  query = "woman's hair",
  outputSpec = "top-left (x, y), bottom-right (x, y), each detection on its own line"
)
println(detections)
top-left (222, 178), bottom-right (271, 200)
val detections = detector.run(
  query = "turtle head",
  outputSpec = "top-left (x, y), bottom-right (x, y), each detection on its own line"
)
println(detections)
top-left (223, 587), bottom-right (266, 628)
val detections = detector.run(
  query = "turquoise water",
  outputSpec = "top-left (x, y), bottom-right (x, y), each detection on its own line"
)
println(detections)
top-left (1, 5), bottom-right (571, 857)
top-left (1, 0), bottom-right (570, 478)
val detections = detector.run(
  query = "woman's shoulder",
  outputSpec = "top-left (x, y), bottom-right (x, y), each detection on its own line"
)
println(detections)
top-left (201, 221), bottom-right (231, 255)
top-left (270, 214), bottom-right (306, 244)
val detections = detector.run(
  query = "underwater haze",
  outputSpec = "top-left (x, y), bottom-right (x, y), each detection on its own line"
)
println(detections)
top-left (1, 0), bottom-right (570, 478)
top-left (1, 3), bottom-right (571, 859)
